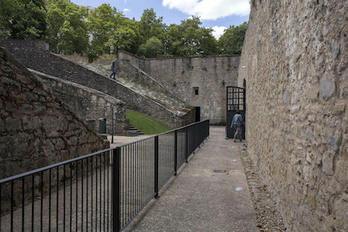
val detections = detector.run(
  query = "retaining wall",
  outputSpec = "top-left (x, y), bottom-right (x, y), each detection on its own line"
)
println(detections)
top-left (238, 1), bottom-right (347, 231)
top-left (0, 40), bottom-right (195, 128)
top-left (31, 70), bottom-right (128, 135)
top-left (0, 47), bottom-right (108, 179)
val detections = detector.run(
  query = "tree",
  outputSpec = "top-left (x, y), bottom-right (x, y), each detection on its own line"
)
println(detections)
top-left (139, 8), bottom-right (165, 42)
top-left (87, 4), bottom-right (122, 55)
top-left (46, 0), bottom-right (88, 54)
top-left (164, 17), bottom-right (218, 57)
top-left (137, 8), bottom-right (166, 56)
top-left (105, 17), bottom-right (140, 55)
top-left (0, 0), bottom-right (47, 39)
top-left (138, 36), bottom-right (163, 58)
top-left (218, 22), bottom-right (247, 55)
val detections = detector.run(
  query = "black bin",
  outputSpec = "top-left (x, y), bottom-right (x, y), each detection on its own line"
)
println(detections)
top-left (98, 118), bottom-right (106, 134)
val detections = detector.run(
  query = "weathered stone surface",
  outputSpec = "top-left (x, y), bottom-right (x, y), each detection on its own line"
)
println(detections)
top-left (0, 47), bottom-right (108, 179)
top-left (0, 40), bottom-right (195, 128)
top-left (118, 51), bottom-right (240, 125)
top-left (238, 0), bottom-right (347, 231)
top-left (32, 70), bottom-right (128, 135)
top-left (319, 77), bottom-right (336, 100)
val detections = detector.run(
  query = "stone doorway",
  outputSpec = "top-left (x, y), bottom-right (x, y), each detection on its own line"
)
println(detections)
top-left (195, 106), bottom-right (201, 122)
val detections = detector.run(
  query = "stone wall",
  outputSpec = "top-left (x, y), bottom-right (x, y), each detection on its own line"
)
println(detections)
top-left (118, 51), bottom-right (240, 124)
top-left (117, 56), bottom-right (184, 104)
top-left (31, 70), bottom-right (128, 135)
top-left (0, 47), bottom-right (109, 179)
top-left (238, 1), bottom-right (347, 231)
top-left (0, 40), bottom-right (194, 128)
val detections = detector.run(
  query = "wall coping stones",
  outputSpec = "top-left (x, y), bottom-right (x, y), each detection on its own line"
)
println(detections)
top-left (30, 69), bottom-right (125, 107)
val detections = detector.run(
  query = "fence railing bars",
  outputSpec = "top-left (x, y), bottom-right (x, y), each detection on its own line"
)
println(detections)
top-left (0, 120), bottom-right (209, 232)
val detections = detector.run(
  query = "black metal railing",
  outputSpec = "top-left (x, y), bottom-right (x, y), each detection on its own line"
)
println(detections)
top-left (0, 120), bottom-right (209, 232)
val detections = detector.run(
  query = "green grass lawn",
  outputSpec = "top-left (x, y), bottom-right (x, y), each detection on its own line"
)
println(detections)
top-left (126, 109), bottom-right (171, 135)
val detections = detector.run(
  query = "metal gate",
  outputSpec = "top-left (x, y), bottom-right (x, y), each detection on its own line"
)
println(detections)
top-left (226, 86), bottom-right (246, 139)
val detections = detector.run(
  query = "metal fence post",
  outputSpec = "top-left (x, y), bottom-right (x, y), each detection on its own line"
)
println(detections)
top-left (112, 148), bottom-right (121, 232)
top-left (111, 107), bottom-right (114, 144)
top-left (174, 130), bottom-right (178, 176)
top-left (154, 136), bottom-right (159, 198)
top-left (185, 127), bottom-right (189, 163)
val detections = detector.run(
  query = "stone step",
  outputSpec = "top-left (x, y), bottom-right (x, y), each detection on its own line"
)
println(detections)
top-left (125, 126), bottom-right (144, 136)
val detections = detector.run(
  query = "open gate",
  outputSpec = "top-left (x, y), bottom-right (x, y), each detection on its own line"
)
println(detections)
top-left (226, 86), bottom-right (246, 139)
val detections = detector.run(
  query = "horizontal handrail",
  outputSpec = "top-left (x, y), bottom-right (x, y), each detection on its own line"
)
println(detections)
top-left (0, 120), bottom-right (209, 184)
top-left (0, 148), bottom-right (113, 185)
top-left (117, 119), bottom-right (209, 148)
top-left (0, 119), bottom-right (210, 232)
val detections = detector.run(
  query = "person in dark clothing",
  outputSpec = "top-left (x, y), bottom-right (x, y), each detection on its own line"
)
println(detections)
top-left (231, 110), bottom-right (243, 142)
top-left (110, 60), bottom-right (117, 80)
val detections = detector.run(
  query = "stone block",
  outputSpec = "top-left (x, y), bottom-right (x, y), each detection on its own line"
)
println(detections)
top-left (5, 118), bottom-right (22, 131)
top-left (54, 138), bottom-right (66, 150)
top-left (319, 77), bottom-right (335, 100)
top-left (23, 116), bottom-right (41, 130)
top-left (332, 102), bottom-right (345, 115)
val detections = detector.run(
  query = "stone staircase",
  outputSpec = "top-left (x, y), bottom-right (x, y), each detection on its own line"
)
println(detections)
top-left (125, 125), bottom-right (145, 137)
top-left (72, 61), bottom-right (190, 115)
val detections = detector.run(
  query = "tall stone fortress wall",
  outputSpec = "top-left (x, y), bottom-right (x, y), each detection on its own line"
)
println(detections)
top-left (118, 51), bottom-right (240, 125)
top-left (238, 0), bottom-right (347, 231)
top-left (0, 47), bottom-right (108, 179)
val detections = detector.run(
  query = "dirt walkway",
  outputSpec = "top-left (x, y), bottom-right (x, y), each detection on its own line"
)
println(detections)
top-left (126, 126), bottom-right (257, 232)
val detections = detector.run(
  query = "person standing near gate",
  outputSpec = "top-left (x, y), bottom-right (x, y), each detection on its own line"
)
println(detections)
top-left (231, 110), bottom-right (243, 142)
top-left (110, 60), bottom-right (117, 80)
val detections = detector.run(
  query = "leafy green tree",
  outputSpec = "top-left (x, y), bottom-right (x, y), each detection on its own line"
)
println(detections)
top-left (138, 36), bottom-right (163, 58)
top-left (46, 0), bottom-right (88, 54)
top-left (139, 8), bottom-right (165, 42)
top-left (218, 22), bottom-right (247, 55)
top-left (164, 24), bottom-right (182, 56)
top-left (105, 17), bottom-right (140, 55)
top-left (87, 4), bottom-right (122, 55)
top-left (0, 0), bottom-right (47, 39)
top-left (137, 8), bottom-right (166, 56)
top-left (164, 17), bottom-right (217, 57)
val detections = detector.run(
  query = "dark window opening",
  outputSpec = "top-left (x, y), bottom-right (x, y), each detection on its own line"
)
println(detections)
top-left (193, 87), bottom-right (199, 95)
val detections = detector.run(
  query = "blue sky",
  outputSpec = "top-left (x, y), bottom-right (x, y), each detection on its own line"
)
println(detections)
top-left (71, 0), bottom-right (250, 39)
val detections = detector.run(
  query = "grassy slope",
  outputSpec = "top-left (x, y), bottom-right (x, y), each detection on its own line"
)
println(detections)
top-left (126, 109), bottom-right (171, 135)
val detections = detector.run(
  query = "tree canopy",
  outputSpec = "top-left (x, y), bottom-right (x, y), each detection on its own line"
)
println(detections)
top-left (0, 1), bottom-right (248, 59)
top-left (218, 22), bottom-right (248, 55)
top-left (46, 0), bottom-right (88, 54)
top-left (0, 0), bottom-right (47, 39)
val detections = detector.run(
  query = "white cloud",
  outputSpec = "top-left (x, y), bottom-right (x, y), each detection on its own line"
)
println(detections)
top-left (162, 0), bottom-right (250, 20)
top-left (123, 8), bottom-right (130, 13)
top-left (211, 26), bottom-right (226, 39)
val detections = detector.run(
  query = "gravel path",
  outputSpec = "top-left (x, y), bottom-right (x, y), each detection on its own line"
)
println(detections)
top-left (240, 145), bottom-right (286, 232)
